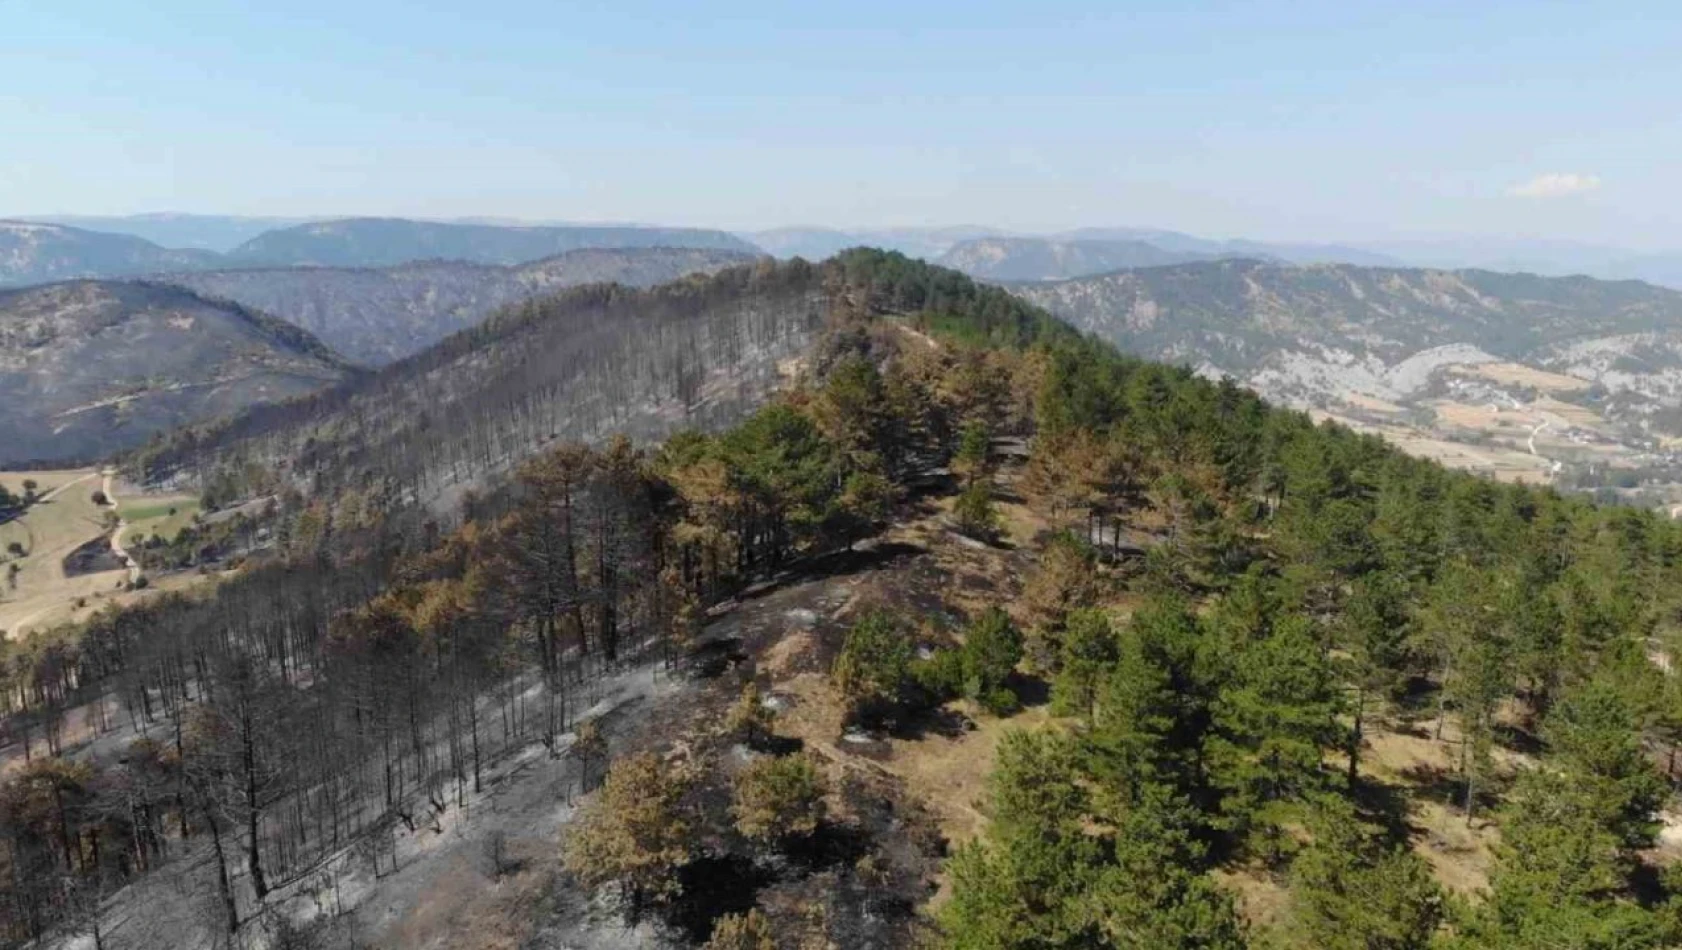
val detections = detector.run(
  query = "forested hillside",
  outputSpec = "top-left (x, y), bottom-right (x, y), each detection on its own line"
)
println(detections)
top-left (5, 251), bottom-right (1682, 949)
top-left (0, 280), bottom-right (351, 465)
top-left (129, 259), bottom-right (833, 503)
top-left (158, 247), bottom-right (758, 365)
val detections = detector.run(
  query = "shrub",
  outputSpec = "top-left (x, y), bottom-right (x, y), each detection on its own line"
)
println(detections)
top-left (723, 681), bottom-right (773, 746)
top-left (563, 752), bottom-right (692, 911)
top-left (912, 648), bottom-right (966, 698)
top-left (913, 608), bottom-right (1023, 715)
top-left (953, 481), bottom-right (999, 540)
top-left (832, 611), bottom-right (912, 726)
top-left (732, 753), bottom-right (827, 846)
top-left (705, 909), bottom-right (776, 950)
top-left (978, 686), bottom-right (1020, 716)
top-left (961, 608), bottom-right (1023, 699)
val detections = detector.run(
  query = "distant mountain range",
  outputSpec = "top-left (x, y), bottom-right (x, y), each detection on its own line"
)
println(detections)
top-left (0, 221), bottom-right (222, 285)
top-left (933, 237), bottom-right (1239, 281)
top-left (157, 246), bottom-right (757, 365)
top-left (229, 217), bottom-right (760, 268)
top-left (16, 215), bottom-right (1682, 289)
top-left (741, 226), bottom-right (1682, 289)
top-left (1359, 237), bottom-right (1682, 291)
top-left (0, 217), bottom-right (762, 287)
top-left (25, 213), bottom-right (315, 252)
top-left (0, 281), bottom-right (351, 465)
top-left (742, 226), bottom-right (1407, 278)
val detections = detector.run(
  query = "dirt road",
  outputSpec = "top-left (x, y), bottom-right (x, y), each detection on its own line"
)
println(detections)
top-left (101, 469), bottom-right (142, 586)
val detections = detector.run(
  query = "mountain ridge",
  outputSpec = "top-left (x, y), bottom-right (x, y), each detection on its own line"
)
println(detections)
top-left (130, 258), bottom-right (834, 500)
top-left (154, 246), bottom-right (759, 365)
top-left (228, 216), bottom-right (761, 267)
top-left (0, 220), bottom-right (222, 287)
top-left (935, 235), bottom-right (1243, 280)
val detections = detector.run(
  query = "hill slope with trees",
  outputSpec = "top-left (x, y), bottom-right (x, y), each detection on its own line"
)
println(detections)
top-left (5, 251), bottom-right (1682, 949)
top-left (0, 280), bottom-right (352, 465)
top-left (129, 259), bottom-right (836, 501)
top-left (157, 247), bottom-right (758, 365)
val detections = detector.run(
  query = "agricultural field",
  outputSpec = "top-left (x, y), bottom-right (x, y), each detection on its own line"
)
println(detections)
top-left (1447, 361), bottom-right (1592, 394)
top-left (118, 492), bottom-right (201, 548)
top-left (0, 469), bottom-right (208, 638)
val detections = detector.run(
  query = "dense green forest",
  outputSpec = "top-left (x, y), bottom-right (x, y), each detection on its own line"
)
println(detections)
top-left (1, 250), bottom-right (1680, 948)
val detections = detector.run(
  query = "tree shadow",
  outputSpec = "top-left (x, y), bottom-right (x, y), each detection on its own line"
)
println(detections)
top-left (683, 637), bottom-right (748, 680)
top-left (749, 733), bottom-right (805, 756)
top-left (1349, 774), bottom-right (1423, 848)
top-left (782, 822), bottom-right (873, 873)
top-left (1396, 763), bottom-right (1502, 821)
top-left (1630, 860), bottom-right (1669, 908)
top-left (667, 853), bottom-right (771, 943)
top-left (1007, 672), bottom-right (1051, 709)
top-left (887, 704), bottom-right (974, 741)
top-left (737, 541), bottom-right (926, 603)
top-left (1492, 721), bottom-right (1544, 757)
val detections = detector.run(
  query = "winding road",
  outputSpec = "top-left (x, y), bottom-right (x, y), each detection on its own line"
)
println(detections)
top-left (101, 469), bottom-right (142, 586)
top-left (1527, 419), bottom-right (1551, 458)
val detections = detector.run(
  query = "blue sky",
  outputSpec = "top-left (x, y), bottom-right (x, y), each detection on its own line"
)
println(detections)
top-left (3, 0), bottom-right (1679, 246)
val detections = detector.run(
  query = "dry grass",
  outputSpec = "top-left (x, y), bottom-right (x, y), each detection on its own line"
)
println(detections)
top-left (1429, 400), bottom-right (1539, 434)
top-left (1213, 866), bottom-right (1293, 931)
top-left (0, 469), bottom-right (96, 497)
top-left (890, 704), bottom-right (1054, 848)
top-left (1531, 394), bottom-right (1607, 429)
top-left (1316, 411), bottom-right (1552, 484)
top-left (1356, 715), bottom-right (1523, 898)
top-left (1337, 392), bottom-right (1407, 415)
top-left (0, 469), bottom-right (119, 637)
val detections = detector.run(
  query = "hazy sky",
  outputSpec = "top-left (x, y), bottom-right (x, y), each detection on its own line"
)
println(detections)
top-left (4, 0), bottom-right (1679, 246)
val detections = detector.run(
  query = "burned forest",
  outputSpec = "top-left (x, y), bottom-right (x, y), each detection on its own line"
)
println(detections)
top-left (4, 251), bottom-right (1682, 950)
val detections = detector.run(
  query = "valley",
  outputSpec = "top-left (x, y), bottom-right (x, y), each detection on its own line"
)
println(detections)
top-left (1012, 259), bottom-right (1682, 503)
